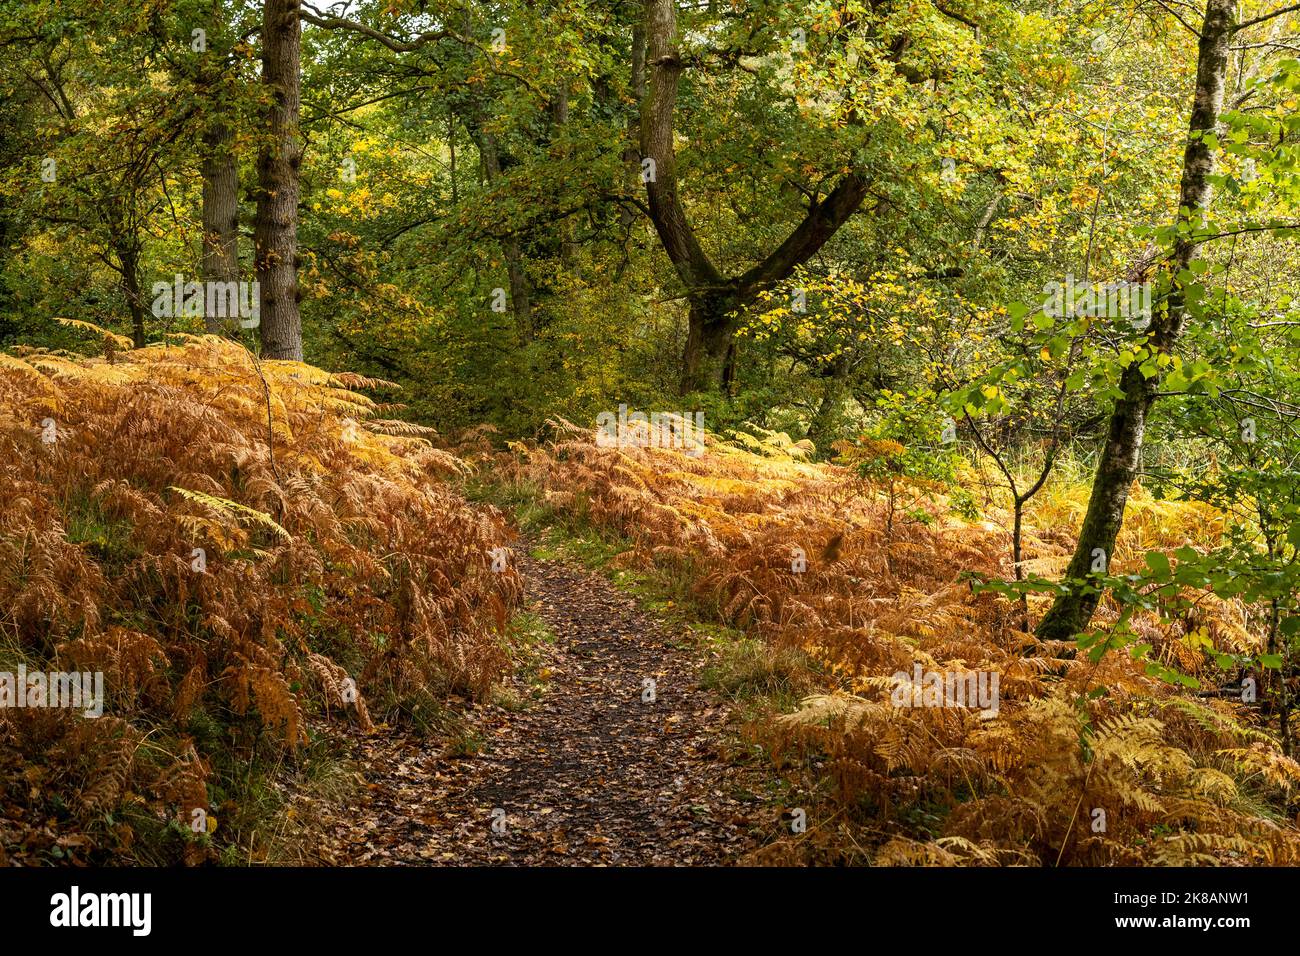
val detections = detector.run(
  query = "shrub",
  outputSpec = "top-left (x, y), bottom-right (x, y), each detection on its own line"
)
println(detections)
top-left (0, 331), bottom-right (521, 864)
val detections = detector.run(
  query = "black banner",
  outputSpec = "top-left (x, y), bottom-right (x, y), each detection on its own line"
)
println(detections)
top-left (0, 865), bottom-right (1283, 944)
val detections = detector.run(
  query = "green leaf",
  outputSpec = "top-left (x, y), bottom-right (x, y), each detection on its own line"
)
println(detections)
top-left (1144, 551), bottom-right (1171, 578)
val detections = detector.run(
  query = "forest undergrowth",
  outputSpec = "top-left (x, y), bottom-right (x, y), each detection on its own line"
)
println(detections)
top-left (487, 416), bottom-right (1300, 865)
top-left (0, 331), bottom-right (520, 864)
top-left (5, 331), bottom-right (1298, 867)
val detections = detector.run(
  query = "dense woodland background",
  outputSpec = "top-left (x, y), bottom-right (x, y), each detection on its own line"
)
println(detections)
top-left (2, 0), bottom-right (1300, 867)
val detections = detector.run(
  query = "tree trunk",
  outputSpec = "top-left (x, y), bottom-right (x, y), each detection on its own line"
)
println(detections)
top-left (118, 242), bottom-right (146, 348)
top-left (1036, 0), bottom-right (1234, 642)
top-left (640, 0), bottom-right (869, 395)
top-left (474, 125), bottom-right (532, 339)
top-left (254, 0), bottom-right (304, 360)
top-left (680, 292), bottom-right (737, 392)
top-left (1267, 599), bottom-right (1292, 756)
top-left (550, 79), bottom-right (577, 265)
top-left (504, 240), bottom-right (532, 337)
top-left (808, 358), bottom-right (848, 451)
top-left (620, 19), bottom-right (646, 228)
top-left (201, 122), bottom-right (240, 336)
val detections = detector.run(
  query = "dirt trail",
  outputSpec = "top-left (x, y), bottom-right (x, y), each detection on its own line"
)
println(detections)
top-left (311, 546), bottom-right (764, 865)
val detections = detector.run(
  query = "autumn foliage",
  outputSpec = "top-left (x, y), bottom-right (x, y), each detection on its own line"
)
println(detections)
top-left (0, 332), bottom-right (520, 864)
top-left (510, 417), bottom-right (1300, 865)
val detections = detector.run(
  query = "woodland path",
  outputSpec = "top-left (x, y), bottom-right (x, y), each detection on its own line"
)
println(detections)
top-left (310, 544), bottom-right (765, 865)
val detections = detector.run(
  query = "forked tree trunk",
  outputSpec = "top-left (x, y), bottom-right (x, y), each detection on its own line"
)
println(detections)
top-left (640, 0), bottom-right (868, 394)
top-left (254, 0), bottom-right (304, 360)
top-left (1036, 0), bottom-right (1235, 641)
